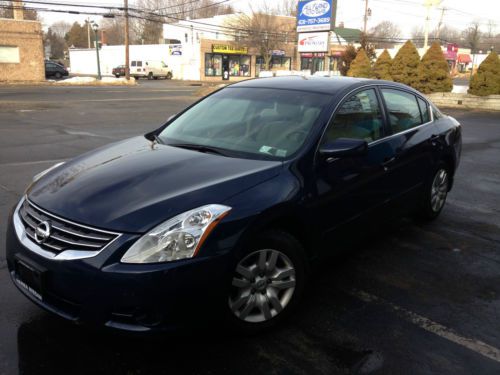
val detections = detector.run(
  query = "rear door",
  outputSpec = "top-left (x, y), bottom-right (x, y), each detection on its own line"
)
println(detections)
top-left (314, 87), bottom-right (397, 238)
top-left (378, 87), bottom-right (437, 205)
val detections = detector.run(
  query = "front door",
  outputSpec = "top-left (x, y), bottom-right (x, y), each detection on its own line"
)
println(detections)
top-left (313, 88), bottom-right (396, 241)
top-left (222, 55), bottom-right (230, 80)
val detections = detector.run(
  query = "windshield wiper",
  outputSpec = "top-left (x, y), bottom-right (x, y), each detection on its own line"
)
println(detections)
top-left (169, 143), bottom-right (229, 157)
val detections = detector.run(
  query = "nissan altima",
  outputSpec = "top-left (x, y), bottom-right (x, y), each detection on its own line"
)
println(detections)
top-left (6, 77), bottom-right (461, 333)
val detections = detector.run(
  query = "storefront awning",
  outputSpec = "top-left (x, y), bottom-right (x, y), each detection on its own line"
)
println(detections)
top-left (457, 54), bottom-right (472, 64)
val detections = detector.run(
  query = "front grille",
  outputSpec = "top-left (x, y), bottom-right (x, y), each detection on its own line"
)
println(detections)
top-left (18, 199), bottom-right (119, 254)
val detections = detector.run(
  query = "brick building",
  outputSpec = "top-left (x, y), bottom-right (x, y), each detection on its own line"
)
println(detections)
top-left (163, 14), bottom-right (298, 81)
top-left (0, 3), bottom-right (44, 82)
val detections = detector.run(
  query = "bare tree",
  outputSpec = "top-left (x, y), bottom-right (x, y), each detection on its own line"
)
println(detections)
top-left (275, 0), bottom-right (298, 17)
top-left (101, 15), bottom-right (131, 45)
top-left (435, 25), bottom-right (461, 44)
top-left (50, 21), bottom-right (72, 39)
top-left (463, 21), bottom-right (482, 53)
top-left (227, 5), bottom-right (295, 70)
top-left (369, 21), bottom-right (402, 48)
top-left (130, 0), bottom-right (235, 44)
top-left (411, 26), bottom-right (425, 47)
top-left (486, 20), bottom-right (496, 38)
top-left (133, 0), bottom-right (165, 44)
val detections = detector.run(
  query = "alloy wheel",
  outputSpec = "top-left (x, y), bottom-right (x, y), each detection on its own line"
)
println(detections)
top-left (431, 168), bottom-right (449, 212)
top-left (229, 249), bottom-right (296, 323)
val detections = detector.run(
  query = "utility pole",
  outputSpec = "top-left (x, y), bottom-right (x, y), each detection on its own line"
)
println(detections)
top-left (423, 3), bottom-right (431, 50)
top-left (124, 0), bottom-right (130, 80)
top-left (424, 0), bottom-right (442, 50)
top-left (363, 0), bottom-right (369, 34)
top-left (86, 17), bottom-right (91, 49)
top-left (435, 7), bottom-right (446, 40)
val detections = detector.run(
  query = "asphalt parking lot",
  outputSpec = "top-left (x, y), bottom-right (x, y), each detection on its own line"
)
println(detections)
top-left (1, 80), bottom-right (500, 375)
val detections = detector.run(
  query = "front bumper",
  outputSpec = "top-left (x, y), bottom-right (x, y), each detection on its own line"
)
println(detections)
top-left (6, 202), bottom-right (232, 332)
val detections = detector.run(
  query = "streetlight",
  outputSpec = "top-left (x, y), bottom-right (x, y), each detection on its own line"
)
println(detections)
top-left (91, 21), bottom-right (102, 80)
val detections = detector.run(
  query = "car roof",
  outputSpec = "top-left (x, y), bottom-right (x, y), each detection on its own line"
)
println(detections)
top-left (228, 76), bottom-right (417, 96)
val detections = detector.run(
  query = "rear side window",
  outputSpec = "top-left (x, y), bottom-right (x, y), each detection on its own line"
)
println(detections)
top-left (382, 89), bottom-right (422, 133)
top-left (131, 61), bottom-right (136, 67)
top-left (137, 61), bottom-right (143, 67)
top-left (323, 89), bottom-right (383, 144)
top-left (417, 97), bottom-right (430, 123)
top-left (432, 105), bottom-right (443, 119)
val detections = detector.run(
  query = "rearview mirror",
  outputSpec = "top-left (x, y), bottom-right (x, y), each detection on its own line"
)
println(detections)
top-left (319, 138), bottom-right (368, 159)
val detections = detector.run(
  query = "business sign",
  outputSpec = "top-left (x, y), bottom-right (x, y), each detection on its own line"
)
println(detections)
top-left (169, 44), bottom-right (182, 56)
top-left (270, 50), bottom-right (286, 56)
top-left (212, 44), bottom-right (248, 54)
top-left (297, 0), bottom-right (337, 32)
top-left (297, 32), bottom-right (329, 53)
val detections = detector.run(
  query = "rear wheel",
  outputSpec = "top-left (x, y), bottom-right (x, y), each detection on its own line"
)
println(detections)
top-left (417, 162), bottom-right (450, 221)
top-left (166, 72), bottom-right (173, 80)
top-left (226, 231), bottom-right (306, 333)
top-left (115, 74), bottom-right (120, 78)
top-left (54, 72), bottom-right (62, 79)
top-left (147, 72), bottom-right (154, 80)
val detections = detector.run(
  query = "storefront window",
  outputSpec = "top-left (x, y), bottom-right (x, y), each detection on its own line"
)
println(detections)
top-left (229, 55), bottom-right (251, 77)
top-left (329, 56), bottom-right (340, 72)
top-left (205, 53), bottom-right (222, 76)
top-left (240, 56), bottom-right (251, 77)
top-left (300, 57), bottom-right (324, 74)
top-left (256, 56), bottom-right (291, 75)
top-left (206, 53), bottom-right (250, 77)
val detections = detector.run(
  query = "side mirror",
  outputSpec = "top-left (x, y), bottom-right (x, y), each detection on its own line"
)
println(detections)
top-left (319, 138), bottom-right (368, 160)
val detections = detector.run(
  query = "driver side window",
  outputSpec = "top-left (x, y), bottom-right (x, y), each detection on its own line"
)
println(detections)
top-left (323, 89), bottom-right (383, 144)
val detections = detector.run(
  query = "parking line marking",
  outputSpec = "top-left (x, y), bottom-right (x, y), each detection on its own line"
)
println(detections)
top-left (351, 289), bottom-right (500, 363)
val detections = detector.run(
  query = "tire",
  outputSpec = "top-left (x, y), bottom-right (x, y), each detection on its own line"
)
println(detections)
top-left (115, 74), bottom-right (120, 78)
top-left (225, 230), bottom-right (307, 334)
top-left (54, 72), bottom-right (62, 79)
top-left (166, 72), bottom-right (173, 80)
top-left (416, 162), bottom-right (450, 221)
top-left (147, 72), bottom-right (154, 80)
top-left (134, 76), bottom-right (139, 80)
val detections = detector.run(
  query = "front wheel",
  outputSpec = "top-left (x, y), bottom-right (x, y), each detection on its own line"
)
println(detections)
top-left (226, 231), bottom-right (306, 333)
top-left (166, 72), bottom-right (173, 80)
top-left (416, 163), bottom-right (450, 221)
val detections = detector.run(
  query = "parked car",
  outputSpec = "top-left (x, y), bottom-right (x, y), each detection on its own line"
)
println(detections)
top-left (6, 77), bottom-right (461, 333)
top-left (112, 65), bottom-right (126, 78)
top-left (45, 61), bottom-right (68, 79)
top-left (130, 60), bottom-right (173, 80)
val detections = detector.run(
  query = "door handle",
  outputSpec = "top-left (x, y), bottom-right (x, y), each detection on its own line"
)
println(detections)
top-left (381, 156), bottom-right (396, 171)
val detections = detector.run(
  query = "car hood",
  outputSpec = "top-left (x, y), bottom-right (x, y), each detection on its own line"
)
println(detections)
top-left (27, 136), bottom-right (282, 233)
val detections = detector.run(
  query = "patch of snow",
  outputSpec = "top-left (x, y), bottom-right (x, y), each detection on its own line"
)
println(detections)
top-left (57, 77), bottom-right (96, 84)
top-left (452, 85), bottom-right (468, 94)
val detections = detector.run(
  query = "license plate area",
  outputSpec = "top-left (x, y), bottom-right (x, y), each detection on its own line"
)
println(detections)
top-left (15, 258), bottom-right (46, 301)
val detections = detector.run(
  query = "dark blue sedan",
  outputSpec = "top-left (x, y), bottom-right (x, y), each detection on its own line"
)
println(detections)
top-left (6, 77), bottom-right (461, 333)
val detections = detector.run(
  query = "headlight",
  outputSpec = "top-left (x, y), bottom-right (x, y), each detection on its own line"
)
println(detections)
top-left (33, 162), bottom-right (65, 182)
top-left (121, 204), bottom-right (231, 264)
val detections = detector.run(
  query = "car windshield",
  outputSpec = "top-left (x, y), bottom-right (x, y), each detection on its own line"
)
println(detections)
top-left (158, 87), bottom-right (331, 160)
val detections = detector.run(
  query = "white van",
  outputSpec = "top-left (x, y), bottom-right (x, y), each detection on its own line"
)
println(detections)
top-left (130, 60), bottom-right (173, 80)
